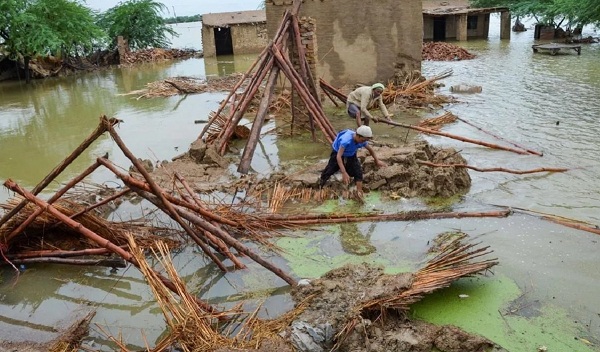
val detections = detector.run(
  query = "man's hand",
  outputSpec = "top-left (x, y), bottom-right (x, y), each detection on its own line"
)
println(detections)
top-left (371, 116), bottom-right (379, 123)
top-left (376, 160), bottom-right (387, 168)
top-left (341, 172), bottom-right (350, 185)
top-left (385, 114), bottom-right (394, 120)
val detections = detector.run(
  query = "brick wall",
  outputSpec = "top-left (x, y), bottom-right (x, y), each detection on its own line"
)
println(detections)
top-left (266, 0), bottom-right (423, 86)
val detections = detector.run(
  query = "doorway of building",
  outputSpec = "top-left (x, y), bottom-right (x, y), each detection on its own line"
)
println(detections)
top-left (214, 27), bottom-right (233, 55)
top-left (433, 17), bottom-right (447, 41)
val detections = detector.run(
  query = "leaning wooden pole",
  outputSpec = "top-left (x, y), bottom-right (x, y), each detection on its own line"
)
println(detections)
top-left (378, 119), bottom-right (534, 155)
top-left (238, 66), bottom-right (281, 174)
top-left (199, 44), bottom-right (271, 140)
top-left (3, 160), bottom-right (103, 244)
top-left (104, 128), bottom-right (228, 272)
top-left (3, 179), bottom-right (220, 315)
top-left (0, 117), bottom-right (116, 229)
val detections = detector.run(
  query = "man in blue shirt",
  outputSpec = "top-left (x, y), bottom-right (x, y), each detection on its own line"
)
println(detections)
top-left (319, 125), bottom-right (386, 197)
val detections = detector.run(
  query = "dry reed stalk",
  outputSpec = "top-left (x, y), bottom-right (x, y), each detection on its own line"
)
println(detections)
top-left (417, 111), bottom-right (458, 130)
top-left (334, 237), bottom-right (497, 350)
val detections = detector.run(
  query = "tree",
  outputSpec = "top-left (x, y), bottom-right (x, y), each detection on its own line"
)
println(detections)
top-left (0, 0), bottom-right (104, 83)
top-left (96, 0), bottom-right (178, 50)
top-left (470, 0), bottom-right (600, 30)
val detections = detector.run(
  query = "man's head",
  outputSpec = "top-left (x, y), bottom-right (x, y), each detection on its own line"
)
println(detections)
top-left (371, 83), bottom-right (385, 97)
top-left (356, 125), bottom-right (373, 141)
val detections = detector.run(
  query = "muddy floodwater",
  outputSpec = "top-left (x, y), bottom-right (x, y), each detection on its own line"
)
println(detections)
top-left (1, 17), bottom-right (600, 351)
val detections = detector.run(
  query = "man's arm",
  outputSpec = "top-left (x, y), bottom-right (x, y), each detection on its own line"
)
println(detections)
top-left (378, 96), bottom-right (393, 120)
top-left (336, 147), bottom-right (350, 184)
top-left (365, 145), bottom-right (386, 168)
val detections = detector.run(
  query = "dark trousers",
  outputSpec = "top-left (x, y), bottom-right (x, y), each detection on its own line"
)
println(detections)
top-left (320, 151), bottom-right (363, 185)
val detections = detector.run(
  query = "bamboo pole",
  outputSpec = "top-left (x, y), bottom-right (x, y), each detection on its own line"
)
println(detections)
top-left (456, 116), bottom-right (543, 156)
top-left (105, 128), bottom-right (228, 272)
top-left (377, 119), bottom-right (533, 155)
top-left (3, 179), bottom-right (220, 315)
top-left (417, 161), bottom-right (569, 174)
top-left (0, 117), bottom-right (116, 229)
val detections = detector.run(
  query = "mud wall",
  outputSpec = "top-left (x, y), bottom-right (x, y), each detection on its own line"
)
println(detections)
top-left (265, 0), bottom-right (423, 86)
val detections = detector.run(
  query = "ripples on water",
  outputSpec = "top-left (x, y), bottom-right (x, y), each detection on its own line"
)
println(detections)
top-left (423, 19), bottom-right (600, 222)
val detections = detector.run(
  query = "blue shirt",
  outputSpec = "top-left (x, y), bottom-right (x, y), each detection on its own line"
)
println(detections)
top-left (332, 129), bottom-right (368, 157)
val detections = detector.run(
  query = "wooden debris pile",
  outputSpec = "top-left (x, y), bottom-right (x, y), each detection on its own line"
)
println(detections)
top-left (199, 0), bottom-right (336, 174)
top-left (120, 48), bottom-right (198, 65)
top-left (122, 73), bottom-right (249, 99)
top-left (319, 69), bottom-right (455, 110)
top-left (417, 110), bottom-right (458, 130)
top-left (422, 42), bottom-right (476, 61)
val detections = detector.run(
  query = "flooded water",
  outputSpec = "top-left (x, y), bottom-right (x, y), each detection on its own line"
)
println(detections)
top-left (0, 16), bottom-right (599, 351)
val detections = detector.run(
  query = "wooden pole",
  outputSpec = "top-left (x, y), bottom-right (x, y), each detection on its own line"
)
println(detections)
top-left (417, 161), bottom-right (568, 174)
top-left (0, 117), bottom-right (116, 229)
top-left (3, 160), bottom-right (103, 244)
top-left (199, 45), bottom-right (271, 140)
top-left (2, 257), bottom-right (127, 267)
top-left (105, 128), bottom-right (228, 272)
top-left (3, 179), bottom-right (220, 315)
top-left (378, 119), bottom-right (533, 155)
top-left (456, 116), bottom-right (543, 156)
top-left (260, 209), bottom-right (512, 224)
top-left (238, 66), bottom-right (281, 174)
top-left (174, 173), bottom-right (246, 269)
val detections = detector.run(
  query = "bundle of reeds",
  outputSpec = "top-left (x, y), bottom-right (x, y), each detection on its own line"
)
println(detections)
top-left (417, 111), bottom-right (458, 130)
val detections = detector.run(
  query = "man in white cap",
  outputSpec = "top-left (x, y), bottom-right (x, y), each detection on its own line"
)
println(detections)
top-left (346, 82), bottom-right (394, 127)
top-left (318, 125), bottom-right (386, 197)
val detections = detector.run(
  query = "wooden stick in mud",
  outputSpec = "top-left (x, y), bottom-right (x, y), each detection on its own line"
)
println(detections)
top-left (105, 127), bottom-right (228, 272)
top-left (456, 116), bottom-right (543, 156)
top-left (3, 160), bottom-right (103, 244)
top-left (0, 117), bottom-right (117, 229)
top-left (417, 161), bottom-right (569, 174)
top-left (2, 179), bottom-right (221, 315)
top-left (377, 119), bottom-right (535, 155)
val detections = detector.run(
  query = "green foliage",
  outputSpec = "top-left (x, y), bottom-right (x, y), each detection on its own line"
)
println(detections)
top-left (470, 0), bottom-right (600, 28)
top-left (96, 0), bottom-right (178, 50)
top-left (164, 14), bottom-right (201, 24)
top-left (0, 0), bottom-right (104, 60)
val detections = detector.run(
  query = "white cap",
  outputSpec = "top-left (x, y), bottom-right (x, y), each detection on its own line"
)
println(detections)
top-left (356, 125), bottom-right (373, 138)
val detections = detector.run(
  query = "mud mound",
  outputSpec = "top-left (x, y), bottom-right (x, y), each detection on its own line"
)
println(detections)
top-left (286, 263), bottom-right (506, 352)
top-left (283, 141), bottom-right (471, 198)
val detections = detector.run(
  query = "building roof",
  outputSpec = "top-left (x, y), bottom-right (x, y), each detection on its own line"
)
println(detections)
top-left (202, 10), bottom-right (266, 27)
top-left (422, 0), bottom-right (508, 15)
